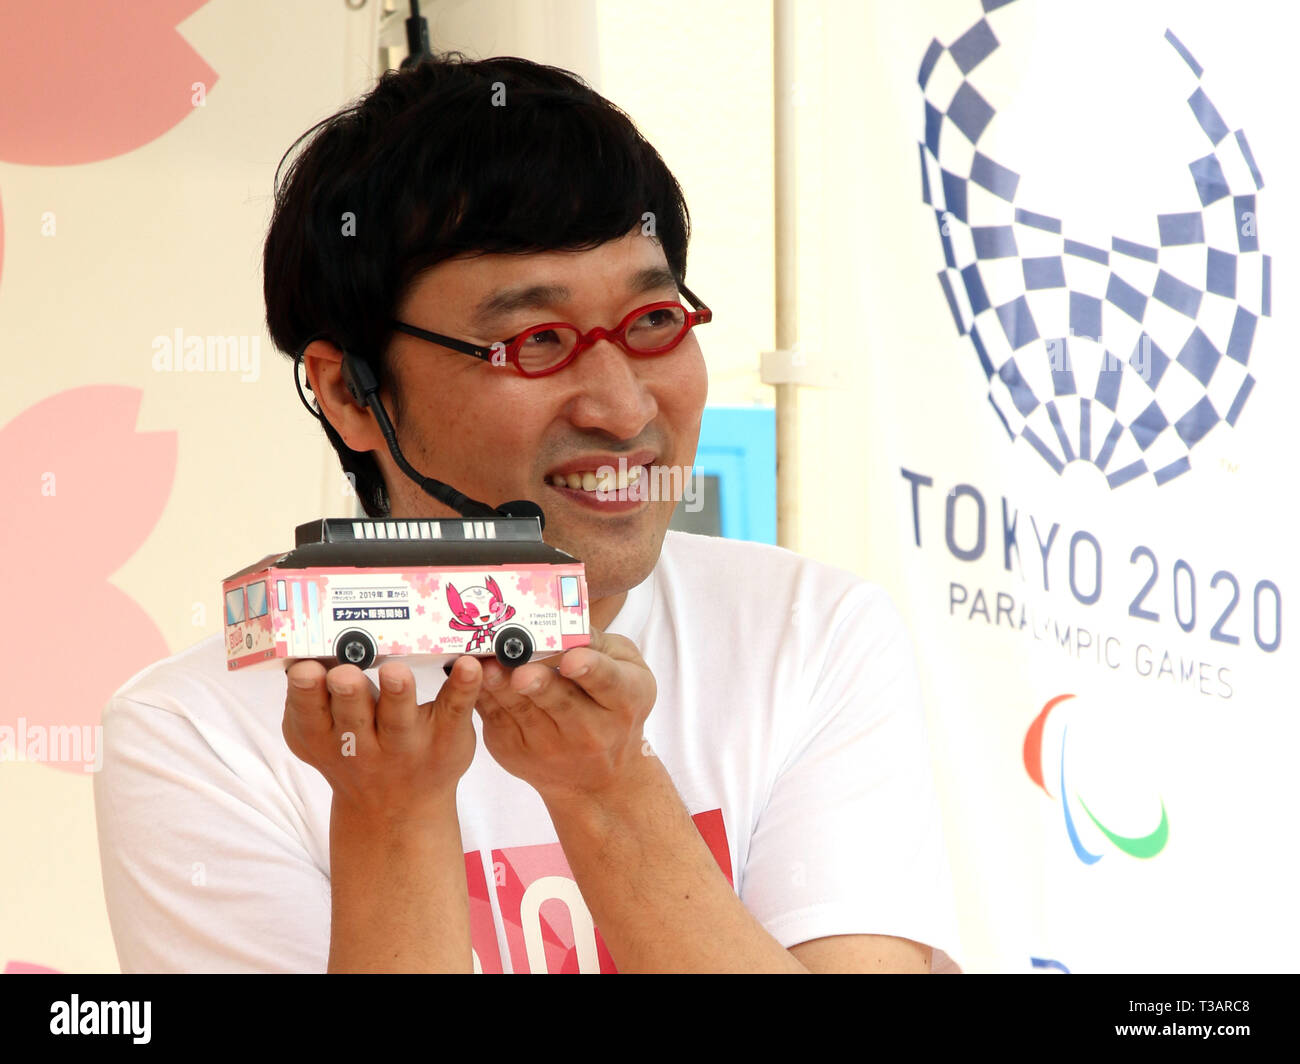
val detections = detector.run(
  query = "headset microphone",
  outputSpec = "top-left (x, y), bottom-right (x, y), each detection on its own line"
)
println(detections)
top-left (340, 350), bottom-right (546, 531)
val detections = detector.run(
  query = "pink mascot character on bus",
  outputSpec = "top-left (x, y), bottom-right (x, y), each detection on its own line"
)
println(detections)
top-left (447, 576), bottom-right (517, 653)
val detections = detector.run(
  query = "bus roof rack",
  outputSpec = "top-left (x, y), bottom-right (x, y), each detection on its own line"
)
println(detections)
top-left (294, 516), bottom-right (543, 547)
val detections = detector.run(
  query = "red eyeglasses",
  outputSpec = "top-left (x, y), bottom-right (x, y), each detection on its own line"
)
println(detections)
top-left (390, 280), bottom-right (712, 377)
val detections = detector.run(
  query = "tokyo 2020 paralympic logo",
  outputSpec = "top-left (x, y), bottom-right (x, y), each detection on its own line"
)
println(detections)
top-left (918, 2), bottom-right (1269, 488)
top-left (1023, 693), bottom-right (1169, 864)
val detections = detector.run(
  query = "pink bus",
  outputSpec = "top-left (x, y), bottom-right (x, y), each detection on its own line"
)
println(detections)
top-left (222, 516), bottom-right (589, 672)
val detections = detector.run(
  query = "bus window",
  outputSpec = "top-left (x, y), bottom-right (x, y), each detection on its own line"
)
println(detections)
top-left (276, 579), bottom-right (287, 611)
top-left (247, 581), bottom-right (268, 619)
top-left (225, 587), bottom-right (246, 626)
top-left (560, 575), bottom-right (581, 608)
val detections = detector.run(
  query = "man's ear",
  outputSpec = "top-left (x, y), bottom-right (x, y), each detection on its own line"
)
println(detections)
top-left (301, 340), bottom-right (387, 453)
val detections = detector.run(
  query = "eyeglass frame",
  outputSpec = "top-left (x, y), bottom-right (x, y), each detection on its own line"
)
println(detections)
top-left (388, 278), bottom-right (712, 378)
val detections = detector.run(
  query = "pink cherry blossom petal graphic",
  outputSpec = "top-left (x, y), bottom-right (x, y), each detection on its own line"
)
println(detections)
top-left (0, 0), bottom-right (217, 166)
top-left (0, 387), bottom-right (176, 771)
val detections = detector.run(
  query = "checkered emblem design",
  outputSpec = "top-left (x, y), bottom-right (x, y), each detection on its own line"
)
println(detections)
top-left (919, 1), bottom-right (1269, 487)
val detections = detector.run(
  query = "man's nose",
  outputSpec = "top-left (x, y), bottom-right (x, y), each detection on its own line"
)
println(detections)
top-left (568, 338), bottom-right (658, 432)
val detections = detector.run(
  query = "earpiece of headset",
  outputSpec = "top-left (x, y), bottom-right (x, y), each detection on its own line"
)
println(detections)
top-left (293, 334), bottom-right (380, 419)
top-left (340, 349), bottom-right (381, 407)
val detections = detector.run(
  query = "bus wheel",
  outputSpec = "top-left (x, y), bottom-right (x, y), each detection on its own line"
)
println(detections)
top-left (334, 630), bottom-right (376, 670)
top-left (493, 626), bottom-right (533, 668)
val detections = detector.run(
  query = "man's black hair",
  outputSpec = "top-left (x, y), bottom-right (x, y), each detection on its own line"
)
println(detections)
top-left (263, 52), bottom-right (692, 518)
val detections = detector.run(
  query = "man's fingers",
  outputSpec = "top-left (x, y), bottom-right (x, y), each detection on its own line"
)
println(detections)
top-left (285, 660), bottom-right (331, 737)
top-left (373, 663), bottom-right (419, 751)
top-left (325, 664), bottom-right (380, 742)
top-left (580, 628), bottom-right (642, 665)
top-left (434, 656), bottom-right (483, 722)
top-left (556, 637), bottom-right (655, 717)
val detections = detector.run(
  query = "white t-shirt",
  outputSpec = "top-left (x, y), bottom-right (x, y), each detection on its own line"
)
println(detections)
top-left (94, 529), bottom-right (964, 973)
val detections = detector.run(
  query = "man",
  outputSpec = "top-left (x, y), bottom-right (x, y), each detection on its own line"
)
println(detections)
top-left (95, 53), bottom-right (962, 973)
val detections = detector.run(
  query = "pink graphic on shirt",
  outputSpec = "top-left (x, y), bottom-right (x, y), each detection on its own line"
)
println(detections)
top-left (0, 388), bottom-right (175, 771)
top-left (464, 853), bottom-right (503, 974)
top-left (487, 809), bottom-right (732, 974)
top-left (3, 960), bottom-right (61, 974)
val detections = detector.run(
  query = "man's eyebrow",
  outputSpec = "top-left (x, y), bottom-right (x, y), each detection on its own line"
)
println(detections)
top-left (469, 265), bottom-right (679, 329)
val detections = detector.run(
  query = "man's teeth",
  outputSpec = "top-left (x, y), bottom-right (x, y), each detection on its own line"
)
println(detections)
top-left (548, 466), bottom-right (644, 491)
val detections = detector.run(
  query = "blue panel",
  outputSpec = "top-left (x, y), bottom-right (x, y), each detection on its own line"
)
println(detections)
top-left (918, 39), bottom-right (944, 89)
top-left (1235, 129), bottom-right (1264, 189)
top-left (1188, 88), bottom-right (1229, 144)
top-left (948, 82), bottom-right (995, 143)
top-left (1174, 395), bottom-right (1218, 447)
top-left (1094, 355), bottom-right (1121, 411)
top-left (1225, 306), bottom-right (1256, 365)
top-left (1111, 236), bottom-right (1158, 262)
top-left (950, 19), bottom-right (998, 74)
top-left (1095, 420), bottom-right (1123, 469)
top-left (938, 270), bottom-right (966, 335)
top-left (1130, 400), bottom-right (1168, 451)
top-left (988, 392), bottom-right (1015, 439)
top-left (925, 101), bottom-right (943, 157)
top-left (936, 209), bottom-right (957, 268)
top-left (1189, 153), bottom-right (1230, 206)
top-left (1015, 207), bottom-right (1061, 233)
top-left (1021, 427), bottom-right (1064, 473)
top-left (1131, 333), bottom-right (1170, 390)
top-left (1176, 327), bottom-right (1221, 385)
top-left (1153, 269), bottom-right (1202, 317)
top-left (996, 295), bottom-right (1039, 349)
top-left (962, 263), bottom-right (991, 315)
top-left (1106, 273), bottom-right (1147, 321)
top-left (1064, 238), bottom-right (1108, 265)
top-left (690, 407), bottom-right (776, 544)
top-left (971, 151), bottom-right (1019, 200)
top-left (1045, 401), bottom-right (1075, 461)
top-left (1206, 247), bottom-right (1236, 298)
top-left (941, 169), bottom-right (968, 222)
top-left (1106, 459), bottom-right (1147, 488)
top-left (970, 323), bottom-right (995, 379)
top-left (1157, 211), bottom-right (1205, 246)
top-left (1047, 338), bottom-right (1075, 395)
top-left (973, 225), bottom-right (1017, 258)
top-left (998, 357), bottom-right (1039, 415)
top-left (1023, 257), bottom-right (1065, 289)
top-left (1234, 195), bottom-right (1257, 252)
top-left (1154, 456), bottom-right (1192, 485)
top-left (1164, 29), bottom-right (1203, 77)
top-left (1070, 291), bottom-right (1102, 340)
top-left (1225, 375), bottom-right (1254, 426)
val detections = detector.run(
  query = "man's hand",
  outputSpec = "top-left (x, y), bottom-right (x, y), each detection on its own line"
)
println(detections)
top-left (283, 655), bottom-right (484, 972)
top-left (473, 629), bottom-right (656, 803)
top-left (282, 654), bottom-right (483, 821)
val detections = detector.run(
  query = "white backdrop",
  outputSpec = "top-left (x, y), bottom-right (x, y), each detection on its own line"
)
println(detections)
top-left (822, 0), bottom-right (1298, 973)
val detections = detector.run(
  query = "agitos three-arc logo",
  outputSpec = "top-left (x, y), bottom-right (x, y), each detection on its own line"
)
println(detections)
top-left (1023, 694), bottom-right (1169, 864)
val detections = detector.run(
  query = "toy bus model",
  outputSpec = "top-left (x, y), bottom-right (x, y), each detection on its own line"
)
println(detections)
top-left (222, 515), bottom-right (590, 672)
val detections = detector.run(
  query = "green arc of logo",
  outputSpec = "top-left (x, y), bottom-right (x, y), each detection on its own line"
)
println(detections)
top-left (1076, 794), bottom-right (1170, 859)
